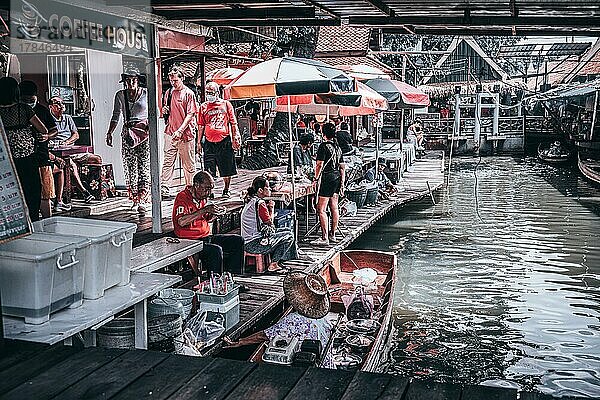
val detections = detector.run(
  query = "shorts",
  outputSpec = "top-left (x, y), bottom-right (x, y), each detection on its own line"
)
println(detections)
top-left (203, 136), bottom-right (237, 178)
top-left (39, 166), bottom-right (55, 200)
top-left (318, 173), bottom-right (341, 198)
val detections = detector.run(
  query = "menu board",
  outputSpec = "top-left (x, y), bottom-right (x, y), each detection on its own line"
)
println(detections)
top-left (0, 119), bottom-right (32, 244)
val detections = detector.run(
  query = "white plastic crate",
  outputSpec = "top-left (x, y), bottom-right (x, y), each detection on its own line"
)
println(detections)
top-left (33, 217), bottom-right (137, 299)
top-left (198, 295), bottom-right (240, 331)
top-left (0, 233), bottom-right (89, 324)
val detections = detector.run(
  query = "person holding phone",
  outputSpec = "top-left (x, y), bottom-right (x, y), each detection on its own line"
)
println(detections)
top-left (172, 171), bottom-right (244, 275)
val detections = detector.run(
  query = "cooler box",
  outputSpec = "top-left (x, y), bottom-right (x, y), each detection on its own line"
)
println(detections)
top-left (198, 296), bottom-right (240, 331)
top-left (33, 217), bottom-right (137, 299)
top-left (274, 209), bottom-right (295, 230)
top-left (0, 233), bottom-right (89, 324)
top-left (197, 285), bottom-right (239, 305)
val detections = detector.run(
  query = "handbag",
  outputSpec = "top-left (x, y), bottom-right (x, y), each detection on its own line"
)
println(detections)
top-left (123, 89), bottom-right (149, 148)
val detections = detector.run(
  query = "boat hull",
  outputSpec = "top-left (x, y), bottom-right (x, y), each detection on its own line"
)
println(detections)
top-left (578, 152), bottom-right (600, 185)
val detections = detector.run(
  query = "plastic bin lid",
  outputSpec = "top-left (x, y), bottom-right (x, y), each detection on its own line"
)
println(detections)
top-left (0, 232), bottom-right (90, 262)
top-left (33, 216), bottom-right (137, 243)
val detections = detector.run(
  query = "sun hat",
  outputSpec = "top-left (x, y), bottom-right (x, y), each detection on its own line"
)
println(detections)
top-left (283, 271), bottom-right (330, 319)
top-left (120, 68), bottom-right (142, 83)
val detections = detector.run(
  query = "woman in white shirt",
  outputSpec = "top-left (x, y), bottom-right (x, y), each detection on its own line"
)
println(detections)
top-left (241, 176), bottom-right (298, 273)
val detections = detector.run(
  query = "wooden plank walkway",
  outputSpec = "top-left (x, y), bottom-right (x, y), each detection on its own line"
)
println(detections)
top-left (0, 344), bottom-right (590, 400)
top-left (52, 154), bottom-right (445, 353)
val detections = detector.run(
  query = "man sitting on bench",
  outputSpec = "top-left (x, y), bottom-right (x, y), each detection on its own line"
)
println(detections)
top-left (172, 171), bottom-right (245, 275)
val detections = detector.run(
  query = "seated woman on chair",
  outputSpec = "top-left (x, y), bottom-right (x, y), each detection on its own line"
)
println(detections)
top-left (241, 176), bottom-right (298, 273)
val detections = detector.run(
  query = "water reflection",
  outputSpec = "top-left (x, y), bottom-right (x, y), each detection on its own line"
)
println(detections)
top-left (351, 157), bottom-right (600, 398)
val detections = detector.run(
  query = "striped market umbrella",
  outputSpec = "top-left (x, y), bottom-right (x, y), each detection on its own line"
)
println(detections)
top-left (274, 81), bottom-right (388, 116)
top-left (226, 57), bottom-right (355, 100)
top-left (364, 78), bottom-right (430, 109)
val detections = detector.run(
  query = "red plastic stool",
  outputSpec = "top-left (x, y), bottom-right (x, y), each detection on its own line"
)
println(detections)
top-left (244, 252), bottom-right (271, 273)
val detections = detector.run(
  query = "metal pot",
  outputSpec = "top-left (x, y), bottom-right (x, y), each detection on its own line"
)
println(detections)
top-left (345, 334), bottom-right (374, 353)
top-left (346, 318), bottom-right (380, 335)
top-left (333, 353), bottom-right (362, 371)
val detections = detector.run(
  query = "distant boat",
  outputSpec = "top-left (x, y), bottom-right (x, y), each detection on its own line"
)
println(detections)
top-left (249, 249), bottom-right (396, 372)
top-left (538, 142), bottom-right (571, 164)
top-left (578, 152), bottom-right (600, 185)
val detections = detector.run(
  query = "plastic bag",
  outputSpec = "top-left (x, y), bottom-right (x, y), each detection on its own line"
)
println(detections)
top-left (340, 200), bottom-right (357, 217)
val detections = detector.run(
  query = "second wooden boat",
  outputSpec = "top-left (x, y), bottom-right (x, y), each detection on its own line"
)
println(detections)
top-left (538, 142), bottom-right (571, 164)
top-left (578, 152), bottom-right (600, 185)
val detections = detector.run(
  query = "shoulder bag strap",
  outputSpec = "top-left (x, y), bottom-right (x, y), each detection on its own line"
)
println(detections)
top-left (123, 90), bottom-right (132, 124)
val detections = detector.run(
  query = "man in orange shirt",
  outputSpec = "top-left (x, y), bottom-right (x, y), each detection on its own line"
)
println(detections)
top-left (161, 66), bottom-right (198, 197)
top-left (198, 81), bottom-right (241, 198)
top-left (172, 171), bottom-right (244, 275)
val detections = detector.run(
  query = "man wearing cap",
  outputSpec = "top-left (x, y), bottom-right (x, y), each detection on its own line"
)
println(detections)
top-left (106, 68), bottom-right (150, 214)
top-left (224, 271), bottom-right (333, 367)
top-left (19, 80), bottom-right (58, 218)
top-left (161, 66), bottom-right (198, 197)
top-left (198, 81), bottom-right (241, 199)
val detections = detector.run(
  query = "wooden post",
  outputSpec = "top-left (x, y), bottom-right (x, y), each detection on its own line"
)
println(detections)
top-left (0, 290), bottom-right (4, 353)
top-left (493, 93), bottom-right (500, 137)
top-left (474, 91), bottom-right (482, 153)
top-left (147, 25), bottom-right (162, 233)
top-left (400, 55), bottom-right (407, 140)
top-left (454, 93), bottom-right (461, 138)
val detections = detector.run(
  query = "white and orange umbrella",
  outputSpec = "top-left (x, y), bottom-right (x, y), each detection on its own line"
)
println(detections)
top-left (226, 57), bottom-right (355, 100)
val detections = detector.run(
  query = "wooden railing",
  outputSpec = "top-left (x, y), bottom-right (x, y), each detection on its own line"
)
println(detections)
top-left (420, 114), bottom-right (525, 141)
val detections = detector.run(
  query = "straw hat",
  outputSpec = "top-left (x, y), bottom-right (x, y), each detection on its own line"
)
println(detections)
top-left (283, 271), bottom-right (330, 319)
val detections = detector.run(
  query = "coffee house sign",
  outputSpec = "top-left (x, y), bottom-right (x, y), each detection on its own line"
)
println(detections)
top-left (11, 0), bottom-right (154, 58)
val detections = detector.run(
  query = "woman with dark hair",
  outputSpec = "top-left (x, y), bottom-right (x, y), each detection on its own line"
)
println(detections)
top-left (312, 122), bottom-right (345, 246)
top-left (241, 175), bottom-right (298, 273)
top-left (0, 77), bottom-right (48, 221)
top-left (106, 68), bottom-right (150, 215)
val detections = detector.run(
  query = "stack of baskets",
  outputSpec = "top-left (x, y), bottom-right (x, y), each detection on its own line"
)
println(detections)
top-left (365, 183), bottom-right (379, 206)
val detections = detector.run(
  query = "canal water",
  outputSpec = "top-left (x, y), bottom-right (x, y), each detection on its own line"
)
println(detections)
top-left (351, 156), bottom-right (600, 398)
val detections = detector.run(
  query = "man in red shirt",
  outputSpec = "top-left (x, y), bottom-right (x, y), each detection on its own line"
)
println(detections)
top-left (161, 66), bottom-right (198, 197)
top-left (198, 81), bottom-right (241, 198)
top-left (172, 171), bottom-right (244, 275)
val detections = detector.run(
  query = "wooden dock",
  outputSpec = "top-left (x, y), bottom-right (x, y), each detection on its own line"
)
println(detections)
top-left (54, 153), bottom-right (446, 352)
top-left (0, 344), bottom-right (582, 400)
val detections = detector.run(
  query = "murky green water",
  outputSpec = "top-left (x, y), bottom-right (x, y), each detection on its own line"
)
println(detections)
top-left (351, 157), bottom-right (600, 398)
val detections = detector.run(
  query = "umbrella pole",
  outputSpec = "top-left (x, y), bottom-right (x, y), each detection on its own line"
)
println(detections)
top-left (287, 96), bottom-right (299, 242)
top-left (375, 114), bottom-right (381, 177)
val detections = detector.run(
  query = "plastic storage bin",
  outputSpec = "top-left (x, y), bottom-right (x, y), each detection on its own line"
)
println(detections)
top-left (198, 296), bottom-right (240, 331)
top-left (0, 233), bottom-right (89, 324)
top-left (33, 217), bottom-right (137, 299)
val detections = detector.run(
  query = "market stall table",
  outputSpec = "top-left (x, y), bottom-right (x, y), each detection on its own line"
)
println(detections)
top-left (2, 272), bottom-right (181, 350)
top-left (131, 237), bottom-right (203, 273)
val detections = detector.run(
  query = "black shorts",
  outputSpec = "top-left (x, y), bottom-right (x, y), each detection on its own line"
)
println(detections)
top-left (318, 173), bottom-right (341, 198)
top-left (203, 136), bottom-right (237, 178)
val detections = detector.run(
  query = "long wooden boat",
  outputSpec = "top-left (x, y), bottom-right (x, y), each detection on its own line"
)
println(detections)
top-left (538, 142), bottom-right (571, 164)
top-left (250, 249), bottom-right (397, 372)
top-left (578, 152), bottom-right (600, 185)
